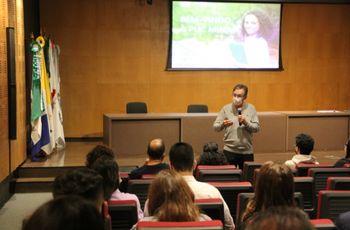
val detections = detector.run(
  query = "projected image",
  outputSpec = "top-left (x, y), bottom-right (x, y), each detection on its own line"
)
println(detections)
top-left (170, 1), bottom-right (281, 69)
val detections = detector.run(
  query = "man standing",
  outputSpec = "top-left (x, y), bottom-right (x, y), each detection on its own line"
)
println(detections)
top-left (213, 84), bottom-right (259, 169)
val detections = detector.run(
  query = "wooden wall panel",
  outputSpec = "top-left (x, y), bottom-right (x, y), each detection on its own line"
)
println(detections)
top-left (40, 1), bottom-right (350, 137)
top-left (0, 0), bottom-right (10, 181)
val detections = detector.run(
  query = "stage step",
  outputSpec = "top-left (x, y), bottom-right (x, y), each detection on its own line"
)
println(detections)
top-left (13, 177), bottom-right (55, 193)
top-left (16, 166), bottom-right (85, 178)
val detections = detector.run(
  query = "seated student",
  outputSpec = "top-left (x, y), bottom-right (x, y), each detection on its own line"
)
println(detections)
top-left (52, 168), bottom-right (104, 212)
top-left (133, 170), bottom-right (210, 229)
top-left (240, 162), bottom-right (295, 229)
top-left (285, 133), bottom-right (318, 171)
top-left (86, 145), bottom-right (115, 168)
top-left (129, 138), bottom-right (169, 179)
top-left (90, 156), bottom-right (144, 219)
top-left (245, 206), bottom-right (314, 230)
top-left (22, 196), bottom-right (105, 230)
top-left (334, 138), bottom-right (350, 167)
top-left (336, 211), bottom-right (350, 230)
top-left (197, 142), bottom-right (228, 165)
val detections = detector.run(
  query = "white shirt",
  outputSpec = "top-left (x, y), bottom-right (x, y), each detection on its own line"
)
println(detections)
top-left (285, 154), bottom-right (319, 171)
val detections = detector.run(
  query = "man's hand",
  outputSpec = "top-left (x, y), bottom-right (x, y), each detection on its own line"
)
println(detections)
top-left (223, 119), bottom-right (233, 127)
top-left (238, 115), bottom-right (248, 126)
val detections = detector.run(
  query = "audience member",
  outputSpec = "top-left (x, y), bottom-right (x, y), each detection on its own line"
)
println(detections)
top-left (241, 162), bottom-right (295, 229)
top-left (166, 142), bottom-right (234, 230)
top-left (197, 142), bottom-right (228, 165)
top-left (336, 211), bottom-right (350, 230)
top-left (136, 170), bottom-right (210, 228)
top-left (86, 145), bottom-right (115, 168)
top-left (52, 168), bottom-right (104, 212)
top-left (129, 138), bottom-right (169, 179)
top-left (285, 133), bottom-right (318, 170)
top-left (334, 138), bottom-right (350, 167)
top-left (22, 196), bottom-right (105, 230)
top-left (245, 206), bottom-right (314, 230)
top-left (90, 156), bottom-right (143, 219)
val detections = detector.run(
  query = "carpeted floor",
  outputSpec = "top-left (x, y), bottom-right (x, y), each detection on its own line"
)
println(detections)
top-left (0, 193), bottom-right (52, 230)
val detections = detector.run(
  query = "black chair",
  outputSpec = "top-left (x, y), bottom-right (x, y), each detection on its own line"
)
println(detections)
top-left (126, 102), bottom-right (147, 114)
top-left (195, 198), bottom-right (225, 225)
top-left (310, 219), bottom-right (336, 230)
top-left (126, 179), bottom-right (152, 209)
top-left (317, 190), bottom-right (350, 222)
top-left (196, 169), bottom-right (242, 182)
top-left (242, 162), bottom-right (262, 184)
top-left (108, 200), bottom-right (138, 230)
top-left (294, 176), bottom-right (314, 215)
top-left (326, 177), bottom-right (350, 190)
top-left (187, 104), bottom-right (208, 113)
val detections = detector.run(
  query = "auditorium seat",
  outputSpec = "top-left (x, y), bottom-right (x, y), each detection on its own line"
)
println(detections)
top-left (196, 168), bottom-right (242, 182)
top-left (296, 163), bottom-right (333, 176)
top-left (136, 220), bottom-right (223, 230)
top-left (317, 190), bottom-right (350, 222)
top-left (294, 177), bottom-right (314, 215)
top-left (108, 200), bottom-right (138, 230)
top-left (187, 104), bottom-right (208, 113)
top-left (208, 181), bottom-right (253, 220)
top-left (195, 165), bottom-right (236, 178)
top-left (195, 198), bottom-right (225, 225)
top-left (141, 174), bottom-right (157, 179)
top-left (126, 102), bottom-right (147, 114)
top-left (242, 162), bottom-right (262, 183)
top-left (310, 219), bottom-right (336, 230)
top-left (326, 177), bottom-right (350, 190)
top-left (127, 179), bottom-right (152, 209)
top-left (236, 192), bottom-right (304, 226)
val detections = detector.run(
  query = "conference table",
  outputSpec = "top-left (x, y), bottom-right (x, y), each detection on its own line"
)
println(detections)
top-left (103, 111), bottom-right (350, 155)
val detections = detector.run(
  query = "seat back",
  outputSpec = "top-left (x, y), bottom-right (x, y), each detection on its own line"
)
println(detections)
top-left (294, 177), bottom-right (314, 212)
top-left (242, 162), bottom-right (262, 183)
top-left (209, 182), bottom-right (252, 221)
top-left (108, 200), bottom-right (138, 230)
top-left (127, 179), bottom-right (152, 209)
top-left (326, 177), bottom-right (350, 190)
top-left (126, 102), bottom-right (147, 114)
top-left (296, 163), bottom-right (333, 176)
top-left (195, 198), bottom-right (225, 225)
top-left (195, 165), bottom-right (236, 178)
top-left (310, 219), bottom-right (336, 230)
top-left (187, 104), bottom-right (208, 113)
top-left (196, 169), bottom-right (242, 182)
top-left (137, 220), bottom-right (223, 230)
top-left (317, 190), bottom-right (350, 222)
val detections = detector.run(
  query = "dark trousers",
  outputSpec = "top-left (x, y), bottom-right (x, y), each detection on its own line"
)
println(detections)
top-left (223, 150), bottom-right (254, 170)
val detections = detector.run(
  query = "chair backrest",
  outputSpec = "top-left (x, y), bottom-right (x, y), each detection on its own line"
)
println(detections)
top-left (236, 192), bottom-right (304, 226)
top-left (242, 162), bottom-right (262, 183)
top-left (317, 190), bottom-right (350, 221)
top-left (137, 220), bottom-right (223, 230)
top-left (127, 179), bottom-right (152, 209)
top-left (141, 174), bottom-right (157, 179)
top-left (294, 177), bottom-right (314, 212)
top-left (296, 163), bottom-right (333, 176)
top-left (195, 198), bottom-right (225, 225)
top-left (187, 104), bottom-right (208, 113)
top-left (108, 200), bottom-right (138, 230)
top-left (196, 169), bottom-right (242, 182)
top-left (195, 165), bottom-right (236, 178)
top-left (310, 219), bottom-right (336, 230)
top-left (208, 182), bottom-right (253, 221)
top-left (126, 102), bottom-right (147, 114)
top-left (326, 177), bottom-right (350, 190)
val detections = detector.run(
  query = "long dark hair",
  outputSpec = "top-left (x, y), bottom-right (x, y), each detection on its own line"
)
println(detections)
top-left (241, 10), bottom-right (273, 40)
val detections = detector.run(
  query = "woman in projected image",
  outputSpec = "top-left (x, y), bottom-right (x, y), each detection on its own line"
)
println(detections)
top-left (231, 10), bottom-right (273, 68)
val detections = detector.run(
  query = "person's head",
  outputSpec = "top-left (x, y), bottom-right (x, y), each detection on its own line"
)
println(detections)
top-left (241, 10), bottom-right (272, 39)
top-left (86, 145), bottom-right (115, 168)
top-left (147, 170), bottom-right (201, 221)
top-left (295, 134), bottom-right (314, 155)
top-left (345, 138), bottom-right (350, 159)
top-left (53, 168), bottom-right (104, 212)
top-left (169, 142), bottom-right (195, 173)
top-left (245, 206), bottom-right (314, 230)
top-left (198, 142), bottom-right (228, 165)
top-left (147, 138), bottom-right (165, 160)
top-left (232, 84), bottom-right (248, 107)
top-left (22, 196), bottom-right (105, 230)
top-left (243, 162), bottom-right (295, 219)
top-left (90, 156), bottom-right (119, 200)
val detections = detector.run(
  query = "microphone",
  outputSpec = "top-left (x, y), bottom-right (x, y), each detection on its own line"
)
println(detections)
top-left (237, 108), bottom-right (242, 126)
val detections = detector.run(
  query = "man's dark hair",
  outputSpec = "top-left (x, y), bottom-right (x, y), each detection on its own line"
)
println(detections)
top-left (233, 84), bottom-right (248, 98)
top-left (169, 142), bottom-right (194, 172)
top-left (22, 195), bottom-right (105, 230)
top-left (147, 139), bottom-right (165, 160)
top-left (245, 206), bottom-right (314, 230)
top-left (52, 168), bottom-right (104, 203)
top-left (295, 134), bottom-right (314, 155)
top-left (90, 156), bottom-right (119, 200)
top-left (86, 145), bottom-right (115, 168)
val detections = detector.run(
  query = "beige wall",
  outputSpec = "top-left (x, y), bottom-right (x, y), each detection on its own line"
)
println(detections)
top-left (40, 1), bottom-right (350, 137)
